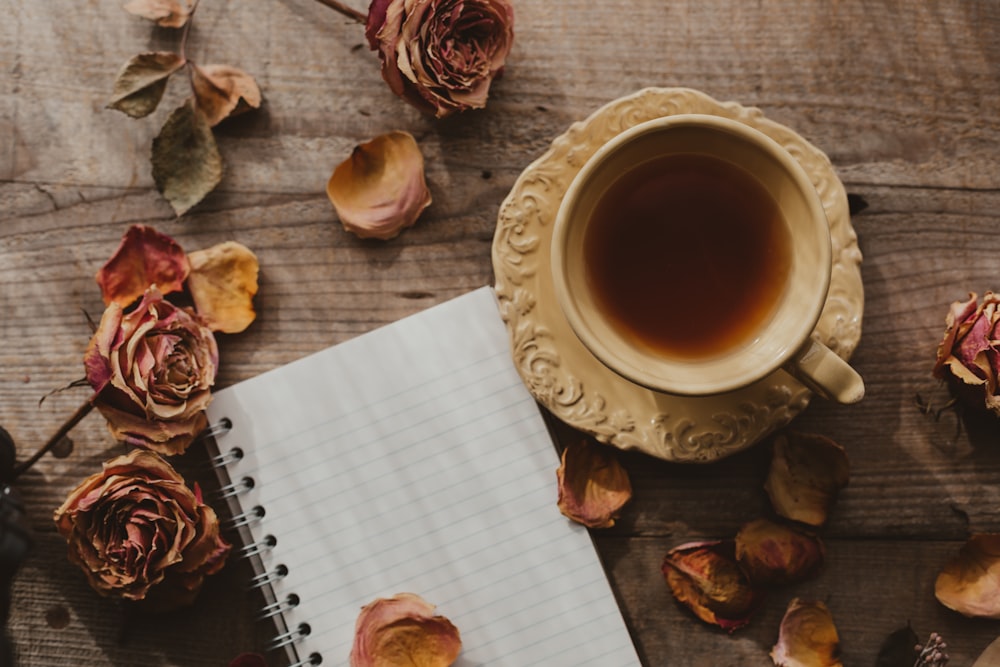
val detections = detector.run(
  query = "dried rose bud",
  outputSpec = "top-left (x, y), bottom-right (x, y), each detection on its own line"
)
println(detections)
top-left (95, 224), bottom-right (190, 308)
top-left (764, 431), bottom-right (849, 527)
top-left (770, 598), bottom-right (843, 667)
top-left (735, 518), bottom-right (825, 586)
top-left (934, 533), bottom-right (1000, 619)
top-left (327, 131), bottom-right (432, 240)
top-left (661, 540), bottom-right (761, 632)
top-left (365, 0), bottom-right (514, 118)
top-left (934, 292), bottom-right (1000, 416)
top-left (187, 241), bottom-right (260, 334)
top-left (350, 593), bottom-right (461, 667)
top-left (556, 439), bottom-right (632, 529)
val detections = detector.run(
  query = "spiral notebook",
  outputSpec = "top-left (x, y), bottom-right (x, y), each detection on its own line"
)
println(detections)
top-left (204, 286), bottom-right (641, 667)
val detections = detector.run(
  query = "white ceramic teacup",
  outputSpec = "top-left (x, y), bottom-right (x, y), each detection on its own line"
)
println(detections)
top-left (550, 114), bottom-right (864, 404)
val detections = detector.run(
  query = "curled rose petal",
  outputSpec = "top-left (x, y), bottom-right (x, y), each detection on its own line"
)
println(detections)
top-left (556, 439), bottom-right (632, 528)
top-left (734, 518), bottom-right (825, 586)
top-left (53, 448), bottom-right (230, 610)
top-left (933, 291), bottom-right (1000, 416)
top-left (123, 0), bottom-right (195, 28)
top-left (770, 598), bottom-right (843, 667)
top-left (191, 64), bottom-right (262, 127)
top-left (764, 431), bottom-right (849, 527)
top-left (350, 593), bottom-right (461, 667)
top-left (327, 131), bottom-right (432, 240)
top-left (661, 540), bottom-right (761, 632)
top-left (187, 241), bottom-right (260, 333)
top-left (934, 533), bottom-right (1000, 618)
top-left (95, 224), bottom-right (190, 307)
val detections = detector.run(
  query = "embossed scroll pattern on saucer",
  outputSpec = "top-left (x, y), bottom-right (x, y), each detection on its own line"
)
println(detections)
top-left (491, 87), bottom-right (864, 463)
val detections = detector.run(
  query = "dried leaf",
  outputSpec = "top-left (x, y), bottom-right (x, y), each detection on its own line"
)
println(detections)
top-left (187, 241), bottom-right (259, 333)
top-left (734, 518), bottom-right (824, 586)
top-left (95, 224), bottom-right (190, 307)
top-left (935, 533), bottom-right (1000, 618)
top-left (875, 623), bottom-right (919, 667)
top-left (764, 431), bottom-right (849, 527)
top-left (972, 636), bottom-right (1000, 667)
top-left (350, 593), bottom-right (461, 667)
top-left (771, 599), bottom-right (843, 667)
top-left (107, 52), bottom-right (186, 119)
top-left (123, 0), bottom-right (195, 28)
top-left (327, 131), bottom-right (432, 240)
top-left (661, 540), bottom-right (760, 632)
top-left (556, 439), bottom-right (632, 528)
top-left (191, 64), bottom-right (262, 127)
top-left (151, 100), bottom-right (223, 216)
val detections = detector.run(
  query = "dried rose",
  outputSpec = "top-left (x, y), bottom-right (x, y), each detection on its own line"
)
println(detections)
top-left (187, 241), bottom-right (260, 334)
top-left (764, 431), bottom-right (849, 527)
top-left (934, 292), bottom-right (1000, 416)
top-left (327, 131), bottom-right (432, 240)
top-left (85, 287), bottom-right (218, 455)
top-left (661, 540), bottom-right (761, 632)
top-left (53, 448), bottom-right (230, 610)
top-left (350, 593), bottom-right (462, 667)
top-left (735, 518), bottom-right (824, 586)
top-left (365, 0), bottom-right (515, 118)
top-left (556, 439), bottom-right (632, 529)
top-left (770, 598), bottom-right (843, 667)
top-left (95, 224), bottom-right (190, 308)
top-left (934, 533), bottom-right (1000, 618)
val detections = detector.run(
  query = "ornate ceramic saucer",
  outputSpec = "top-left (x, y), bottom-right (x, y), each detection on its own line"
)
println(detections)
top-left (491, 87), bottom-right (864, 462)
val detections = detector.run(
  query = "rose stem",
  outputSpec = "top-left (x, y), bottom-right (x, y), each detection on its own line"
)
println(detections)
top-left (312, 0), bottom-right (368, 24)
top-left (12, 400), bottom-right (94, 480)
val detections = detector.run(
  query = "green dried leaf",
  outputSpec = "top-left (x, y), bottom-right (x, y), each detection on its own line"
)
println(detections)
top-left (151, 100), bottom-right (222, 216)
top-left (108, 52), bottom-right (186, 118)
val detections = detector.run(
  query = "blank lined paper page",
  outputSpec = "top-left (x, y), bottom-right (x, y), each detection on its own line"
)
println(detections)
top-left (207, 287), bottom-right (640, 667)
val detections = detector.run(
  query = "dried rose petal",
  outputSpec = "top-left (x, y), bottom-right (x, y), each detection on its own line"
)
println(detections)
top-left (764, 431), bottom-right (849, 527)
top-left (735, 518), bottom-right (824, 586)
top-left (123, 0), bottom-right (195, 27)
top-left (350, 593), bottom-right (461, 667)
top-left (934, 533), bottom-right (1000, 618)
top-left (191, 64), bottom-right (262, 127)
top-left (187, 241), bottom-right (260, 334)
top-left (934, 291), bottom-right (1000, 416)
top-left (327, 131), bottom-right (432, 240)
top-left (661, 540), bottom-right (760, 632)
top-left (95, 224), bottom-right (190, 307)
top-left (770, 598), bottom-right (843, 667)
top-left (556, 439), bottom-right (632, 529)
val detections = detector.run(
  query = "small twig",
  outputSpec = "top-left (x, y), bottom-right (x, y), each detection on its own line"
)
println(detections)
top-left (312, 0), bottom-right (368, 24)
top-left (12, 400), bottom-right (95, 479)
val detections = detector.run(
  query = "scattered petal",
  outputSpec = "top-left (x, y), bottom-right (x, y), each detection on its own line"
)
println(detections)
top-left (556, 439), bottom-right (632, 528)
top-left (327, 131), bottom-right (432, 240)
top-left (95, 224), bottom-right (190, 307)
top-left (227, 653), bottom-right (268, 667)
top-left (770, 598), bottom-right (843, 667)
top-left (191, 64), bottom-right (262, 127)
top-left (123, 0), bottom-right (195, 28)
top-left (734, 518), bottom-right (824, 586)
top-left (661, 540), bottom-right (760, 632)
top-left (934, 533), bottom-right (1000, 618)
top-left (152, 99), bottom-right (223, 216)
top-left (107, 52), bottom-right (186, 119)
top-left (972, 636), bottom-right (1000, 667)
top-left (764, 431), bottom-right (849, 527)
top-left (187, 241), bottom-right (260, 333)
top-left (350, 593), bottom-right (461, 667)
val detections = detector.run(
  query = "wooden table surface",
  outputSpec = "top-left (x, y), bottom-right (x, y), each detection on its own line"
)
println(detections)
top-left (4, 1), bottom-right (1000, 665)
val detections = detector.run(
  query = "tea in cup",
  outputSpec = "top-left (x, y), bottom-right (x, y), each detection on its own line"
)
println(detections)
top-left (550, 114), bottom-right (864, 404)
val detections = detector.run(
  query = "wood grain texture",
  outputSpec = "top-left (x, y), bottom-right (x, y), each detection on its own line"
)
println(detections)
top-left (3, 0), bottom-right (1000, 665)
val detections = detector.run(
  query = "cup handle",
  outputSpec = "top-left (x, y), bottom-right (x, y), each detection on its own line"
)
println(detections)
top-left (787, 338), bottom-right (865, 404)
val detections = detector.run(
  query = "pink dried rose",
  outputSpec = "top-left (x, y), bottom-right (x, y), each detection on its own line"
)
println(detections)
top-left (327, 131), bottom-right (432, 240)
top-left (53, 448), bottom-right (230, 610)
top-left (350, 593), bottom-right (462, 667)
top-left (85, 287), bottom-right (218, 455)
top-left (661, 540), bottom-right (761, 632)
top-left (770, 598), bottom-right (843, 667)
top-left (556, 439), bottom-right (632, 529)
top-left (365, 0), bottom-right (515, 118)
top-left (934, 291), bottom-right (1000, 416)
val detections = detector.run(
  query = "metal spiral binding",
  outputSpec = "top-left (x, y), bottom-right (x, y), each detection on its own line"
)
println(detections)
top-left (288, 651), bottom-right (323, 666)
top-left (238, 534), bottom-right (277, 559)
top-left (209, 446), bottom-right (244, 469)
top-left (198, 417), bottom-right (233, 441)
top-left (258, 593), bottom-right (299, 620)
top-left (213, 475), bottom-right (255, 501)
top-left (248, 564), bottom-right (288, 590)
top-left (268, 622), bottom-right (311, 651)
top-left (225, 504), bottom-right (265, 530)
